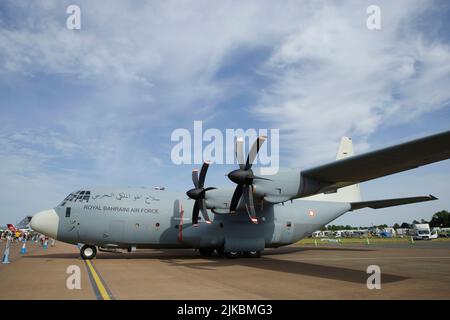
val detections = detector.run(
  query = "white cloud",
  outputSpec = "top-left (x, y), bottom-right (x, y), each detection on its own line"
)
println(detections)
top-left (253, 0), bottom-right (450, 166)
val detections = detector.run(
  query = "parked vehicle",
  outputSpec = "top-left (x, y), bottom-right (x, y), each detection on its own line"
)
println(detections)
top-left (411, 224), bottom-right (431, 240)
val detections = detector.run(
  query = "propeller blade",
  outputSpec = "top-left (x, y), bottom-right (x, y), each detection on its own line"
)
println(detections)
top-left (192, 169), bottom-right (199, 189)
top-left (245, 135), bottom-right (267, 170)
top-left (236, 137), bottom-right (245, 170)
top-left (229, 184), bottom-right (244, 212)
top-left (243, 184), bottom-right (258, 224)
top-left (192, 200), bottom-right (200, 226)
top-left (200, 199), bottom-right (211, 224)
top-left (198, 161), bottom-right (210, 188)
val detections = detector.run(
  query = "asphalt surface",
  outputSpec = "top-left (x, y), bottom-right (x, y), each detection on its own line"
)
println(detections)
top-left (1, 239), bottom-right (450, 299)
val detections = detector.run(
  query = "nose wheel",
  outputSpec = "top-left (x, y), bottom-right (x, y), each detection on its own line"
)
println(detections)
top-left (80, 244), bottom-right (97, 260)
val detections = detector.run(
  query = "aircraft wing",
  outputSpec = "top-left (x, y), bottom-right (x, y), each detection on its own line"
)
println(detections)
top-left (301, 130), bottom-right (450, 194)
top-left (350, 195), bottom-right (437, 211)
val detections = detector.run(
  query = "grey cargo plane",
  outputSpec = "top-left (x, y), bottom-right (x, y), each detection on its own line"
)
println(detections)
top-left (30, 130), bottom-right (450, 259)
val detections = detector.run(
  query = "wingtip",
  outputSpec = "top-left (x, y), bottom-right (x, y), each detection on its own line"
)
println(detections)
top-left (429, 194), bottom-right (438, 200)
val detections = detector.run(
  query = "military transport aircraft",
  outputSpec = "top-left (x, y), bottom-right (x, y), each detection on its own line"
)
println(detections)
top-left (30, 130), bottom-right (450, 259)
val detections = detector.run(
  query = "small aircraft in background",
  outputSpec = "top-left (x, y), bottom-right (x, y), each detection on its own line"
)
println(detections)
top-left (6, 216), bottom-right (33, 237)
top-left (30, 130), bottom-right (450, 259)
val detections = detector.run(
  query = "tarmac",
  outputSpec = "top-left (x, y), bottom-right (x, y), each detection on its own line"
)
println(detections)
top-left (1, 239), bottom-right (450, 300)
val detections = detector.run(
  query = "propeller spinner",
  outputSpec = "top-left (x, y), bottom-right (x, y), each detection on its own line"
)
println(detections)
top-left (186, 161), bottom-right (215, 226)
top-left (228, 136), bottom-right (267, 224)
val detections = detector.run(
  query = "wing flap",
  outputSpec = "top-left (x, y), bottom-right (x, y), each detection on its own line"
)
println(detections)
top-left (350, 195), bottom-right (437, 211)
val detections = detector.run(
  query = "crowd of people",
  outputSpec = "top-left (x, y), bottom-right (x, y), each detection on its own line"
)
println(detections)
top-left (0, 230), bottom-right (55, 247)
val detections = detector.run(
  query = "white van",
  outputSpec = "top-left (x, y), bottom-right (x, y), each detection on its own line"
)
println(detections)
top-left (411, 224), bottom-right (431, 240)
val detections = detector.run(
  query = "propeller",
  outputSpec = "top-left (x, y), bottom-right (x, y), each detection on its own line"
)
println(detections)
top-left (186, 161), bottom-right (215, 226)
top-left (227, 136), bottom-right (267, 224)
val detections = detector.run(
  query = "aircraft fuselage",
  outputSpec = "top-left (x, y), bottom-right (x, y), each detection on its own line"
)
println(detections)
top-left (47, 188), bottom-right (350, 253)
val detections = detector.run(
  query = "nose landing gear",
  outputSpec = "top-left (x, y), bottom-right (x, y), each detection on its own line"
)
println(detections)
top-left (80, 244), bottom-right (97, 260)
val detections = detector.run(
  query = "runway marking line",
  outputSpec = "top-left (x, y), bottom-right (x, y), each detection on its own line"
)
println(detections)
top-left (84, 260), bottom-right (115, 300)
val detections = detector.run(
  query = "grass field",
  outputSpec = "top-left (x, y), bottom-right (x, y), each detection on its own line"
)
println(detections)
top-left (297, 236), bottom-right (450, 245)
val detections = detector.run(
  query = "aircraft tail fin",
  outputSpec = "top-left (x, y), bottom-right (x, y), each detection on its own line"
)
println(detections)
top-left (336, 136), bottom-right (354, 160)
top-left (305, 136), bottom-right (362, 202)
top-left (333, 136), bottom-right (362, 202)
top-left (7, 224), bottom-right (17, 232)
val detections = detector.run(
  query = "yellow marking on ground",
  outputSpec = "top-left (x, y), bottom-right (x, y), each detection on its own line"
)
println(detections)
top-left (85, 260), bottom-right (111, 300)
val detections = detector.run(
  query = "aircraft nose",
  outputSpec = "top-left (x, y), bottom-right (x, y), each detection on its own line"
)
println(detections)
top-left (30, 209), bottom-right (59, 238)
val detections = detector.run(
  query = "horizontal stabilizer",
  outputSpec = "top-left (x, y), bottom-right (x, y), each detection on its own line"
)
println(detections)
top-left (350, 195), bottom-right (437, 211)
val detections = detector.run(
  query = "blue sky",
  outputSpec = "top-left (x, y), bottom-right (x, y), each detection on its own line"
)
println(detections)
top-left (0, 0), bottom-right (449, 226)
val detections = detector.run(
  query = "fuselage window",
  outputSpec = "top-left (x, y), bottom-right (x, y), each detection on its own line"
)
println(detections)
top-left (65, 207), bottom-right (71, 218)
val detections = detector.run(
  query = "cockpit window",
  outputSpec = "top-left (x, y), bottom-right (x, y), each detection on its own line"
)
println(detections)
top-left (61, 190), bottom-right (91, 204)
top-left (83, 191), bottom-right (91, 201)
top-left (76, 191), bottom-right (85, 201)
